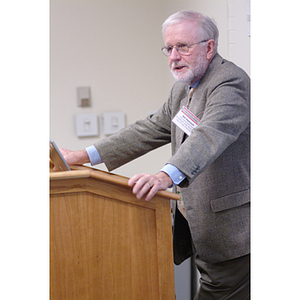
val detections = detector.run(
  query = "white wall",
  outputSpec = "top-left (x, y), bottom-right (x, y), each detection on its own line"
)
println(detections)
top-left (50, 0), bottom-right (250, 178)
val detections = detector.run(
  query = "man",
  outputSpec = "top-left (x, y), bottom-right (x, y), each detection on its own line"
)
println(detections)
top-left (60, 10), bottom-right (250, 300)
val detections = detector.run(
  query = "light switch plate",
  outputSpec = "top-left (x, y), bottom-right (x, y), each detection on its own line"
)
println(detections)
top-left (102, 111), bottom-right (125, 135)
top-left (77, 86), bottom-right (91, 107)
top-left (76, 113), bottom-right (99, 137)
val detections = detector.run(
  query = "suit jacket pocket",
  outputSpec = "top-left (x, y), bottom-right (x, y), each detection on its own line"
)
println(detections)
top-left (210, 189), bottom-right (250, 212)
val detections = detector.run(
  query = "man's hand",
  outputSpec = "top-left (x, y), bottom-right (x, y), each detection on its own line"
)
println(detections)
top-left (59, 148), bottom-right (90, 166)
top-left (128, 171), bottom-right (173, 201)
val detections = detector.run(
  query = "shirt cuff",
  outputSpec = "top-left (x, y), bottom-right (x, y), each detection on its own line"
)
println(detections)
top-left (86, 145), bottom-right (103, 166)
top-left (160, 164), bottom-right (186, 186)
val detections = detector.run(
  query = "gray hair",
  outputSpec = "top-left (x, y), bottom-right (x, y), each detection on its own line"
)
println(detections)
top-left (162, 10), bottom-right (219, 53)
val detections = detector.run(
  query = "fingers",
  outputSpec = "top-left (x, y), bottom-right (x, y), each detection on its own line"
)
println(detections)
top-left (128, 174), bottom-right (156, 201)
top-left (59, 148), bottom-right (73, 165)
top-left (128, 173), bottom-right (143, 187)
top-left (128, 174), bottom-right (155, 201)
top-left (128, 172), bottom-right (172, 201)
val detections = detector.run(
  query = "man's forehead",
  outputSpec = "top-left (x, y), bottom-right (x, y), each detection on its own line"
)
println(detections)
top-left (164, 20), bottom-right (199, 43)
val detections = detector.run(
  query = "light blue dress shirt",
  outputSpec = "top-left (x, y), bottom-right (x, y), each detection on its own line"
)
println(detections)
top-left (86, 145), bottom-right (103, 165)
top-left (85, 79), bottom-right (200, 186)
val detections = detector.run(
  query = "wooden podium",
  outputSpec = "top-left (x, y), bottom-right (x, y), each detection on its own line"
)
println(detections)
top-left (50, 165), bottom-right (179, 300)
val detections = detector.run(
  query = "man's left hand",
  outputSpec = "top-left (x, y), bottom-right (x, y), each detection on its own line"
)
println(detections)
top-left (128, 172), bottom-right (173, 201)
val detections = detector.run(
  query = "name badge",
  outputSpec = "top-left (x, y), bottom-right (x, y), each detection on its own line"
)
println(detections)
top-left (172, 106), bottom-right (200, 136)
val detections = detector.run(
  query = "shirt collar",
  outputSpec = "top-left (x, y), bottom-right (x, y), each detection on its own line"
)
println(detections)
top-left (190, 79), bottom-right (200, 89)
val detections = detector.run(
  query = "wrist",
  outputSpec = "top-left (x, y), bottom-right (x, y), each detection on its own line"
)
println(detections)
top-left (77, 149), bottom-right (90, 165)
top-left (157, 171), bottom-right (173, 188)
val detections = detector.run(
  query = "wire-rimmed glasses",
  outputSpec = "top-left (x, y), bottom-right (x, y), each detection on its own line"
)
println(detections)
top-left (161, 39), bottom-right (209, 56)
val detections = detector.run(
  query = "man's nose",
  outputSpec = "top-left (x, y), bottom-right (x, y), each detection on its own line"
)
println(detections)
top-left (169, 47), bottom-right (181, 61)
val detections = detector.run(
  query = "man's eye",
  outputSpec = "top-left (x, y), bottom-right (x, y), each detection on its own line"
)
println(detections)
top-left (178, 44), bottom-right (188, 49)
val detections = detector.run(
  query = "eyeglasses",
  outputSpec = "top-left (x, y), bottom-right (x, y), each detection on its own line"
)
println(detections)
top-left (161, 39), bottom-right (209, 57)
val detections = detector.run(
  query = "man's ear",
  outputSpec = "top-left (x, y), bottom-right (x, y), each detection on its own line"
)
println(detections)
top-left (206, 39), bottom-right (216, 60)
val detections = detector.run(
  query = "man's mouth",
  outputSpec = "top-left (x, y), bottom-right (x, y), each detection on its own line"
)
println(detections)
top-left (173, 65), bottom-right (187, 72)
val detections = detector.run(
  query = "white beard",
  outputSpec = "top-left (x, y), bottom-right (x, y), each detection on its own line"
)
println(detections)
top-left (170, 54), bottom-right (208, 85)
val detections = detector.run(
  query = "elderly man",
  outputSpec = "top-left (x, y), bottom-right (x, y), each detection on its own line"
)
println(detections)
top-left (60, 10), bottom-right (250, 300)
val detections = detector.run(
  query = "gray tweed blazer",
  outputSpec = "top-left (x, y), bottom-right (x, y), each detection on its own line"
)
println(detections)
top-left (94, 53), bottom-right (250, 264)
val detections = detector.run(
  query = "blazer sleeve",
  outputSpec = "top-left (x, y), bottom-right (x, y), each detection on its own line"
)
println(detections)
top-left (92, 102), bottom-right (173, 171)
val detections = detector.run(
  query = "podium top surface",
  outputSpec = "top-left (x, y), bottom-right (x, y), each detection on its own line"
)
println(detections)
top-left (50, 165), bottom-right (180, 201)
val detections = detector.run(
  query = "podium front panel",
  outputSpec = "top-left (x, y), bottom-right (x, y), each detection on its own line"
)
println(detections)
top-left (50, 172), bottom-right (175, 300)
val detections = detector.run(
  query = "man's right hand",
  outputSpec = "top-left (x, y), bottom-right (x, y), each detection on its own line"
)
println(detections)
top-left (59, 148), bottom-right (90, 166)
